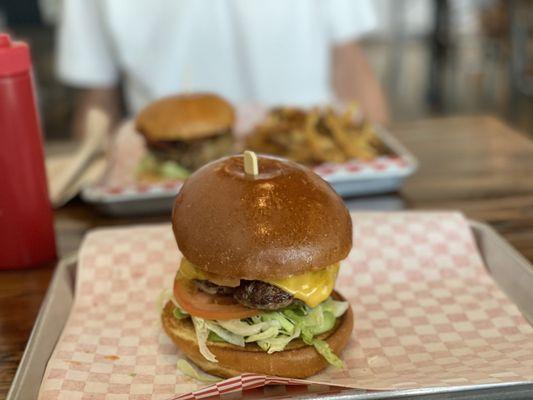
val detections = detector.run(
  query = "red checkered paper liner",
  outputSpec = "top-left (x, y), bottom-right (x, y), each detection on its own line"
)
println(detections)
top-left (38, 212), bottom-right (533, 399)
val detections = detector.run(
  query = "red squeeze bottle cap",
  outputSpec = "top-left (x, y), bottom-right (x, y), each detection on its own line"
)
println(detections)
top-left (0, 33), bottom-right (31, 77)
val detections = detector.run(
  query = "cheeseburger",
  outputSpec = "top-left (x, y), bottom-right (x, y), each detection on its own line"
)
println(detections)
top-left (162, 153), bottom-right (353, 378)
top-left (135, 93), bottom-right (235, 182)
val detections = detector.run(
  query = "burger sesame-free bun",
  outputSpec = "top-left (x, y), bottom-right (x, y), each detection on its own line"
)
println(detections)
top-left (172, 154), bottom-right (352, 280)
top-left (135, 93), bottom-right (235, 141)
top-left (161, 292), bottom-right (354, 378)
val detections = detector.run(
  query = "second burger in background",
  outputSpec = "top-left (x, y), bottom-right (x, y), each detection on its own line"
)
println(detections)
top-left (135, 93), bottom-right (235, 182)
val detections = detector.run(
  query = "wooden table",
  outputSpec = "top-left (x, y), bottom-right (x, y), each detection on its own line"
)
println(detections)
top-left (1, 116), bottom-right (533, 396)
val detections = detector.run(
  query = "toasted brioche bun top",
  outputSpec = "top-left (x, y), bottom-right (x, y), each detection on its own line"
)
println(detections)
top-left (172, 154), bottom-right (352, 280)
top-left (135, 93), bottom-right (235, 141)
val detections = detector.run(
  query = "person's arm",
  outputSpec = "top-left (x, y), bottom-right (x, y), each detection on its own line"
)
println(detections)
top-left (56, 0), bottom-right (121, 136)
top-left (71, 87), bottom-right (121, 137)
top-left (332, 41), bottom-right (389, 126)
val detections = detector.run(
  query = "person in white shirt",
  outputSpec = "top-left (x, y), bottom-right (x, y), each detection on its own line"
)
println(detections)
top-left (57, 0), bottom-right (388, 136)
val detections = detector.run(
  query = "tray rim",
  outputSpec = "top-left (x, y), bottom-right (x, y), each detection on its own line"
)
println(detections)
top-left (7, 220), bottom-right (533, 400)
top-left (6, 253), bottom-right (77, 400)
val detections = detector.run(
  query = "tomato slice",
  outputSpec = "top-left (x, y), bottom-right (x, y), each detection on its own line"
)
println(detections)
top-left (173, 277), bottom-right (260, 320)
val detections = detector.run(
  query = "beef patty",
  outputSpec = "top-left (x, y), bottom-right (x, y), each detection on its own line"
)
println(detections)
top-left (193, 279), bottom-right (294, 311)
top-left (146, 130), bottom-right (233, 171)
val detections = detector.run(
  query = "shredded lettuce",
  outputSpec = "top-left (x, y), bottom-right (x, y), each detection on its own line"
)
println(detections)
top-left (173, 307), bottom-right (189, 320)
top-left (245, 326), bottom-right (279, 343)
top-left (260, 312), bottom-right (295, 334)
top-left (172, 296), bottom-right (349, 369)
top-left (322, 298), bottom-right (350, 318)
top-left (138, 153), bottom-right (190, 180)
top-left (304, 306), bottom-right (325, 327)
top-left (205, 321), bottom-right (245, 347)
top-left (216, 319), bottom-right (267, 336)
top-left (192, 317), bottom-right (217, 362)
top-left (160, 161), bottom-right (190, 179)
top-left (258, 327), bottom-right (301, 354)
top-left (309, 311), bottom-right (336, 336)
top-left (138, 153), bottom-right (159, 173)
top-left (312, 339), bottom-right (345, 369)
top-left (177, 359), bottom-right (221, 383)
top-left (208, 331), bottom-right (225, 342)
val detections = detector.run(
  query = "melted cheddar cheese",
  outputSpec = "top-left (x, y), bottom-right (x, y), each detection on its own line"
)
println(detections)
top-left (179, 258), bottom-right (339, 308)
top-left (267, 263), bottom-right (339, 308)
top-left (179, 258), bottom-right (209, 281)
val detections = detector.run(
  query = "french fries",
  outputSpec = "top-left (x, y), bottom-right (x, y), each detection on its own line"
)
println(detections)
top-left (245, 104), bottom-right (387, 165)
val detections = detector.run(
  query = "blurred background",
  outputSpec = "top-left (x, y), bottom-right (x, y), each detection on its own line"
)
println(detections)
top-left (1, 0), bottom-right (532, 140)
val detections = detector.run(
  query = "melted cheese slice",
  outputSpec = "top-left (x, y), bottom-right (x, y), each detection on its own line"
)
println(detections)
top-left (178, 258), bottom-right (241, 287)
top-left (179, 258), bottom-right (339, 308)
top-left (268, 263), bottom-right (339, 308)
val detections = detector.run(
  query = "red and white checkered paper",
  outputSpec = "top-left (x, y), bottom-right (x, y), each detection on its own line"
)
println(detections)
top-left (38, 212), bottom-right (533, 399)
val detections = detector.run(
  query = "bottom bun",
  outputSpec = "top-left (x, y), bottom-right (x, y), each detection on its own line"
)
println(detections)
top-left (161, 291), bottom-right (354, 378)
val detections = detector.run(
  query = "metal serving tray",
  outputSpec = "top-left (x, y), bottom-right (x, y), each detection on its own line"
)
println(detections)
top-left (81, 125), bottom-right (417, 217)
top-left (7, 221), bottom-right (533, 400)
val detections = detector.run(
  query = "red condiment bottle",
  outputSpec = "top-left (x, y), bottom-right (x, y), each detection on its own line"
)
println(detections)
top-left (0, 33), bottom-right (57, 269)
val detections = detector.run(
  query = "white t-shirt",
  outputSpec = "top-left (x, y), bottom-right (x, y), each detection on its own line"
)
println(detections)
top-left (57, 0), bottom-right (377, 113)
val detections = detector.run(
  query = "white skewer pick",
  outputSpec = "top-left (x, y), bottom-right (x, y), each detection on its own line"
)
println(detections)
top-left (243, 150), bottom-right (259, 177)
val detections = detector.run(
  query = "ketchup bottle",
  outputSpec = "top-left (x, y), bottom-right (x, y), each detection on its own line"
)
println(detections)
top-left (0, 33), bottom-right (57, 269)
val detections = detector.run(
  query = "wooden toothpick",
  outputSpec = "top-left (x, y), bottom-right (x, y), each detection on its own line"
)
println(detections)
top-left (243, 151), bottom-right (259, 176)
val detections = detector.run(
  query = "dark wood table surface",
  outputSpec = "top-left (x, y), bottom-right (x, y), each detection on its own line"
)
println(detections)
top-left (2, 115), bottom-right (533, 396)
